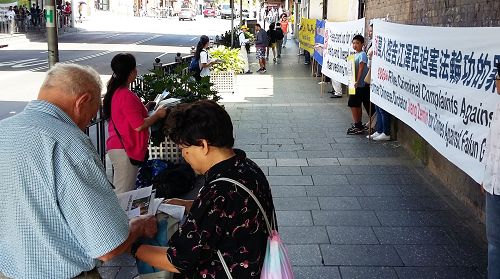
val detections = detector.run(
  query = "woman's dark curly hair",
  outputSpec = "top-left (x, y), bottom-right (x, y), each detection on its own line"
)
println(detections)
top-left (165, 100), bottom-right (234, 148)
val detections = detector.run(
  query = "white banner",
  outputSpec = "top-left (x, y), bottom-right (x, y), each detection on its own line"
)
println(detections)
top-left (321, 18), bottom-right (365, 85)
top-left (371, 20), bottom-right (500, 183)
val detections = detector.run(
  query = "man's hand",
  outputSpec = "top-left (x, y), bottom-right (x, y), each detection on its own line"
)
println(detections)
top-left (130, 215), bottom-right (158, 239)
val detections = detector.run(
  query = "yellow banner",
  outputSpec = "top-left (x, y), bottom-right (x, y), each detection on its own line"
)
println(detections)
top-left (347, 55), bottom-right (356, 95)
top-left (298, 18), bottom-right (316, 53)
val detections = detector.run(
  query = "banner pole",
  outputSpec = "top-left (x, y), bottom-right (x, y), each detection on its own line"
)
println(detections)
top-left (320, 74), bottom-right (324, 97)
top-left (368, 99), bottom-right (372, 140)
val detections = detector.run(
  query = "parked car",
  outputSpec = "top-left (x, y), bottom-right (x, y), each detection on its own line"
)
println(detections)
top-left (179, 8), bottom-right (196, 21)
top-left (203, 8), bottom-right (216, 17)
top-left (219, 4), bottom-right (238, 19)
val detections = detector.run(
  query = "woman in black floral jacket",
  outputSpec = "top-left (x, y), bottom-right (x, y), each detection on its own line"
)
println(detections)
top-left (134, 100), bottom-right (275, 279)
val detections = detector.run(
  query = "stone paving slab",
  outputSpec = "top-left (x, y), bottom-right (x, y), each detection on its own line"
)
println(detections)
top-left (305, 185), bottom-right (364, 197)
top-left (287, 245), bottom-right (324, 266)
top-left (373, 227), bottom-right (454, 245)
top-left (394, 267), bottom-right (482, 279)
top-left (326, 226), bottom-right (379, 245)
top-left (320, 244), bottom-right (404, 266)
top-left (293, 266), bottom-right (342, 279)
top-left (339, 266), bottom-right (399, 279)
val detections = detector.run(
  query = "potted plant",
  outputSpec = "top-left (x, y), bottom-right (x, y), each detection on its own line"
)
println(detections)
top-left (208, 45), bottom-right (244, 94)
top-left (132, 63), bottom-right (220, 145)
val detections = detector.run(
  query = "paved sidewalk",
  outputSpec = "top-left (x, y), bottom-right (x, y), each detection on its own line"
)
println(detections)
top-left (100, 40), bottom-right (487, 278)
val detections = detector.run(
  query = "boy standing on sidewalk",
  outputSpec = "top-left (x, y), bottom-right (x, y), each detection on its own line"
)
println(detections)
top-left (346, 35), bottom-right (370, 135)
top-left (255, 24), bottom-right (268, 73)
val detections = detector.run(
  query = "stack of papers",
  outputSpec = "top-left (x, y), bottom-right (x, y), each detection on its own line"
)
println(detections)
top-left (117, 186), bottom-right (186, 220)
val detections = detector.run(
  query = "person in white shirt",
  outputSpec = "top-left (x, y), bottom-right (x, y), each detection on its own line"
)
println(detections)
top-left (483, 62), bottom-right (500, 279)
top-left (6, 6), bottom-right (16, 35)
top-left (238, 25), bottom-right (252, 74)
top-left (196, 35), bottom-right (218, 78)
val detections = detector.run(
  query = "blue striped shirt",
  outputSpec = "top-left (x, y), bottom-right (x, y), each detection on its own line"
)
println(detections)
top-left (0, 100), bottom-right (129, 279)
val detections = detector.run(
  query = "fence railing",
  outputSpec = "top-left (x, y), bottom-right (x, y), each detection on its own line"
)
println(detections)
top-left (0, 11), bottom-right (71, 35)
top-left (85, 108), bottom-right (107, 167)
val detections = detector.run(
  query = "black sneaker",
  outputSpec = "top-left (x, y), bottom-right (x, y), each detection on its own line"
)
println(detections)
top-left (256, 68), bottom-right (263, 73)
top-left (261, 68), bottom-right (267, 73)
top-left (347, 126), bottom-right (365, 135)
top-left (330, 94), bottom-right (342, 98)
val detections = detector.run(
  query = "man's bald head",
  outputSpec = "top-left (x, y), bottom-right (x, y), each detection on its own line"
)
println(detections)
top-left (40, 63), bottom-right (102, 99)
top-left (38, 63), bottom-right (103, 130)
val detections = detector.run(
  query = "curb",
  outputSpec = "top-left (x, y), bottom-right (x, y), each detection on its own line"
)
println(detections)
top-left (0, 27), bottom-right (82, 47)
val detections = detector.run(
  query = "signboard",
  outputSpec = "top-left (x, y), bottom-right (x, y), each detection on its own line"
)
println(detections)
top-left (321, 18), bottom-right (365, 85)
top-left (298, 18), bottom-right (316, 54)
top-left (313, 19), bottom-right (325, 65)
top-left (45, 6), bottom-right (55, 28)
top-left (371, 20), bottom-right (500, 183)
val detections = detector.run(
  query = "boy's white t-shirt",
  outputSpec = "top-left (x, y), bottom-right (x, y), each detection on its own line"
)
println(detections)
top-left (199, 50), bottom-right (210, 77)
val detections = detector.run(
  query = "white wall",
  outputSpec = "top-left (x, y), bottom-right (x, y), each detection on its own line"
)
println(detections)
top-left (308, 0), bottom-right (323, 19)
top-left (326, 0), bottom-right (358, 21)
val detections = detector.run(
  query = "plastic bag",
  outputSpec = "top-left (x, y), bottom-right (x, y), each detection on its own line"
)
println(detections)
top-left (260, 230), bottom-right (294, 279)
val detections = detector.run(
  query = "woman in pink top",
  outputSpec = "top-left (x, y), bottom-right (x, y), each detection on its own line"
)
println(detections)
top-left (103, 53), bottom-right (167, 194)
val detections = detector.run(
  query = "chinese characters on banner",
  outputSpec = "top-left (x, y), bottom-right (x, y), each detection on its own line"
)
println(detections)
top-left (321, 18), bottom-right (365, 85)
top-left (371, 20), bottom-right (500, 183)
top-left (299, 18), bottom-right (316, 54)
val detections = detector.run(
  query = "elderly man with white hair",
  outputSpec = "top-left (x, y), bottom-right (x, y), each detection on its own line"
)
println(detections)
top-left (0, 63), bottom-right (156, 279)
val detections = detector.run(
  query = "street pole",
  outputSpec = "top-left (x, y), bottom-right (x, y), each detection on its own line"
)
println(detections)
top-left (230, 0), bottom-right (234, 47)
top-left (45, 0), bottom-right (59, 68)
top-left (70, 0), bottom-right (76, 27)
top-left (239, 0), bottom-right (242, 25)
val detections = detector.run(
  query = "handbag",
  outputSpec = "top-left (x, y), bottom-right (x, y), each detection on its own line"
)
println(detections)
top-left (111, 118), bottom-right (149, 166)
top-left (211, 177), bottom-right (294, 279)
top-left (364, 68), bottom-right (371, 85)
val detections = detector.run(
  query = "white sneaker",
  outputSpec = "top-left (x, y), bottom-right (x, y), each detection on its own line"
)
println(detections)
top-left (373, 133), bottom-right (390, 141)
top-left (366, 132), bottom-right (381, 139)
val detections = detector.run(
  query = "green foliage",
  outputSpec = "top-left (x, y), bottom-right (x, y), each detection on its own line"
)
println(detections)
top-left (209, 45), bottom-right (244, 74)
top-left (131, 63), bottom-right (220, 144)
top-left (133, 63), bottom-right (220, 104)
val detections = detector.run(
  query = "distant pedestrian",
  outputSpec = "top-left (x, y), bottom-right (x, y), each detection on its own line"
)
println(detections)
top-left (280, 13), bottom-right (289, 48)
top-left (78, 2), bottom-right (84, 21)
top-left (275, 22), bottom-right (284, 58)
top-left (266, 22), bottom-right (277, 62)
top-left (6, 6), bottom-right (15, 35)
top-left (175, 52), bottom-right (182, 63)
top-left (254, 23), bottom-right (268, 73)
top-left (238, 25), bottom-right (252, 74)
